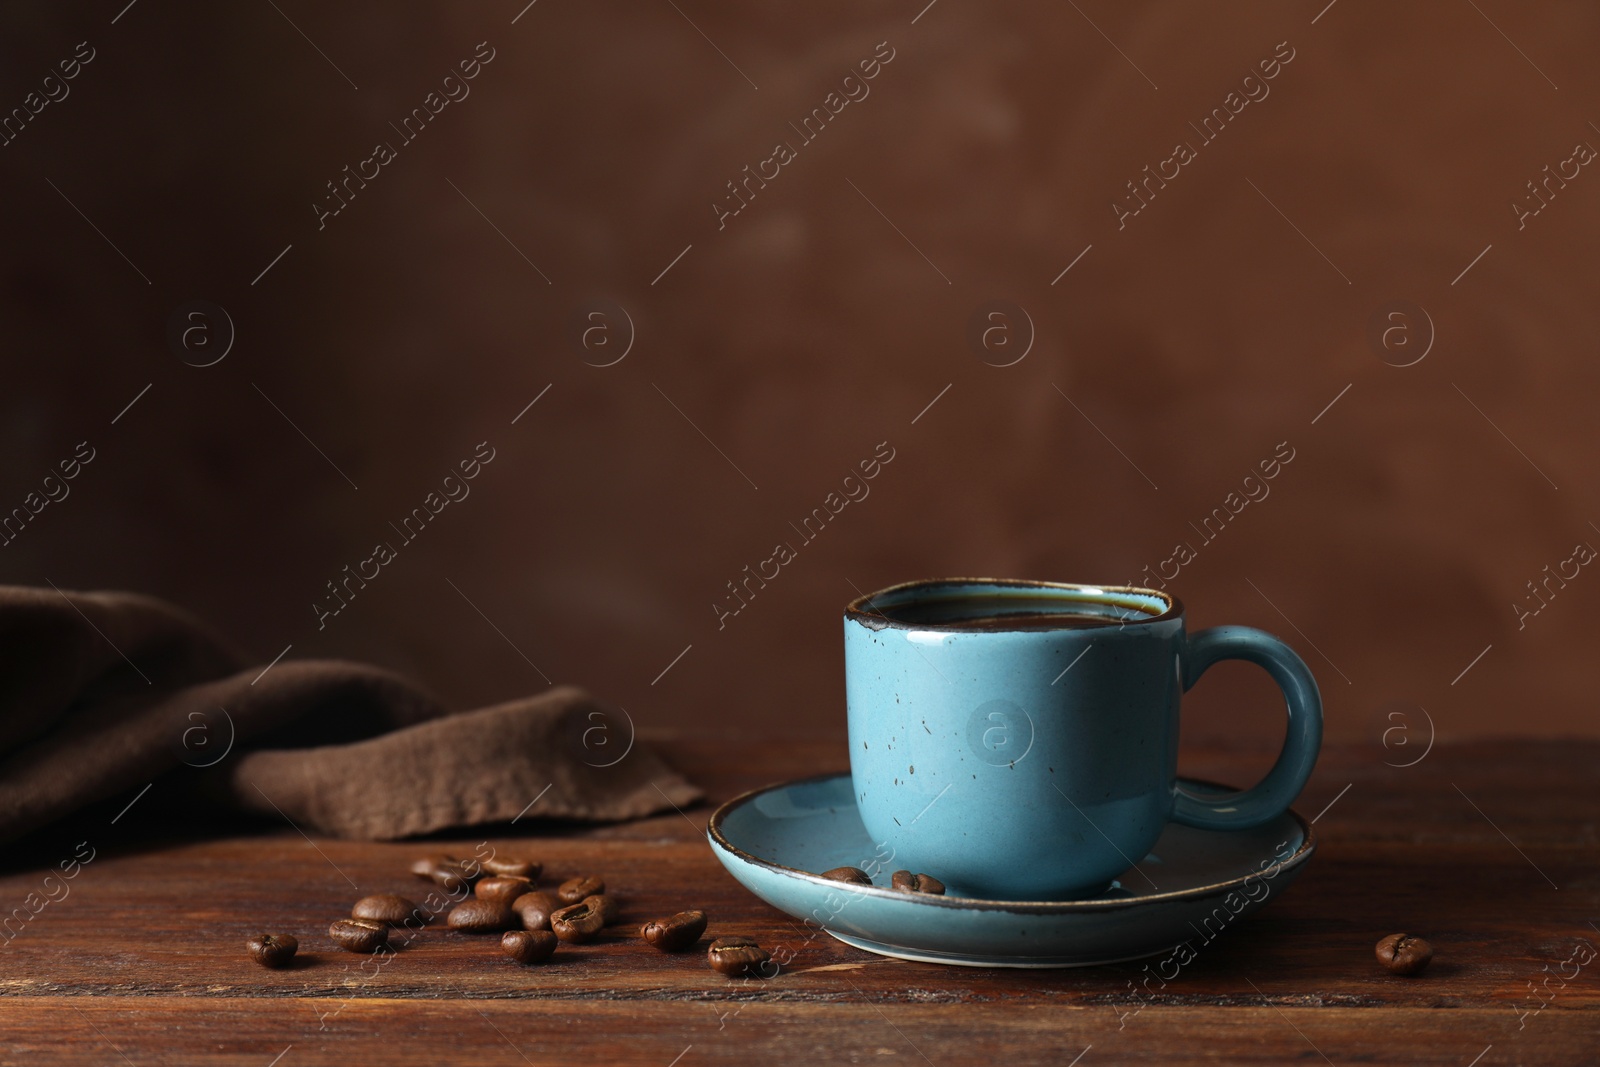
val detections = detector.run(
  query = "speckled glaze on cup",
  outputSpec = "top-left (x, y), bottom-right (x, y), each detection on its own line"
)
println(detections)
top-left (844, 579), bottom-right (1322, 901)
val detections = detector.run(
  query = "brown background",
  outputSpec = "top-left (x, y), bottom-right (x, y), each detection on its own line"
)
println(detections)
top-left (2, 0), bottom-right (1597, 760)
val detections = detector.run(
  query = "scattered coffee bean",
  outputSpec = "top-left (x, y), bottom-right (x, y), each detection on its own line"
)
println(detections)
top-left (501, 929), bottom-right (558, 964)
top-left (447, 899), bottom-right (515, 934)
top-left (410, 853), bottom-right (452, 880)
top-left (352, 893), bottom-right (424, 926)
top-left (587, 894), bottom-right (620, 924)
top-left (246, 933), bottom-right (298, 969)
top-left (642, 910), bottom-right (707, 953)
top-left (819, 867), bottom-right (873, 886)
top-left (511, 891), bottom-right (559, 931)
top-left (475, 877), bottom-right (534, 905)
top-left (891, 871), bottom-right (945, 895)
top-left (707, 936), bottom-right (770, 977)
top-left (558, 875), bottom-right (604, 905)
top-left (411, 853), bottom-right (471, 881)
top-left (329, 918), bottom-right (389, 954)
top-left (551, 898), bottom-right (607, 943)
top-left (1376, 933), bottom-right (1433, 975)
top-left (484, 856), bottom-right (542, 880)
top-left (411, 854), bottom-right (478, 893)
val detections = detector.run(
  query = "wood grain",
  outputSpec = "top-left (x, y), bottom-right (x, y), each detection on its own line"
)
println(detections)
top-left (0, 737), bottom-right (1595, 1064)
top-left (5, 1000), bottom-right (1596, 1066)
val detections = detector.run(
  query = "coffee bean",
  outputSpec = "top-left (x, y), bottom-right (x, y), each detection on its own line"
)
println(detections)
top-left (707, 936), bottom-right (770, 977)
top-left (511, 891), bottom-right (559, 931)
top-left (410, 853), bottom-right (452, 880)
top-left (551, 898), bottom-right (607, 943)
top-left (557, 875), bottom-right (604, 905)
top-left (891, 871), bottom-right (945, 895)
top-left (642, 910), bottom-right (707, 953)
top-left (819, 867), bottom-right (873, 886)
top-left (410, 853), bottom-right (473, 881)
top-left (588, 894), bottom-right (620, 924)
top-left (1376, 933), bottom-right (1433, 975)
top-left (447, 899), bottom-right (515, 934)
top-left (411, 854), bottom-right (478, 893)
top-left (329, 918), bottom-right (389, 954)
top-left (246, 933), bottom-right (298, 968)
top-left (475, 877), bottom-right (533, 905)
top-left (484, 856), bottom-right (542, 880)
top-left (501, 929), bottom-right (558, 964)
top-left (352, 894), bottom-right (424, 926)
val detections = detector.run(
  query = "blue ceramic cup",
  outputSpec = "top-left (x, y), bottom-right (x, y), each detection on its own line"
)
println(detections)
top-left (843, 578), bottom-right (1322, 900)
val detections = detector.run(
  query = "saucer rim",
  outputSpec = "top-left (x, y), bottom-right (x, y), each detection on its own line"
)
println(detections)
top-left (706, 771), bottom-right (1317, 913)
top-left (825, 929), bottom-right (1184, 968)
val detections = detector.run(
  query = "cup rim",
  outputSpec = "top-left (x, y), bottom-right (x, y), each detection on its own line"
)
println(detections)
top-left (843, 577), bottom-right (1183, 632)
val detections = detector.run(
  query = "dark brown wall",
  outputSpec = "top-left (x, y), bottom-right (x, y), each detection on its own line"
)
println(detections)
top-left (3, 1), bottom-right (1597, 754)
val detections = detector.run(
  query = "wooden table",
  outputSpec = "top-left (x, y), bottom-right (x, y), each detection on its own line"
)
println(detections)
top-left (1, 737), bottom-right (1595, 1065)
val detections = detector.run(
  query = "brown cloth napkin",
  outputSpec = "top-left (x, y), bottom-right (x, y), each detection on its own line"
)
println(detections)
top-left (0, 586), bottom-right (700, 843)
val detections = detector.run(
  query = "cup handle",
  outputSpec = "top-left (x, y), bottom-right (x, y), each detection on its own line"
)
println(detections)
top-left (1171, 625), bottom-right (1323, 831)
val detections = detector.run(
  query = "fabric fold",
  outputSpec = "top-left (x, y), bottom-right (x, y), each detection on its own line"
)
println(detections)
top-left (0, 586), bottom-right (698, 843)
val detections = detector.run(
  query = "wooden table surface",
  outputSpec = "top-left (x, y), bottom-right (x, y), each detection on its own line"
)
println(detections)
top-left (1, 736), bottom-right (1595, 1065)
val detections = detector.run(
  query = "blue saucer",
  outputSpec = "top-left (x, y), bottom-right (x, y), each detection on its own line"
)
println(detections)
top-left (707, 773), bottom-right (1314, 968)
